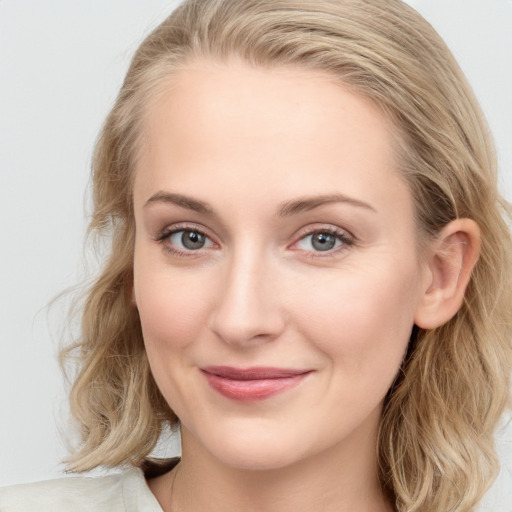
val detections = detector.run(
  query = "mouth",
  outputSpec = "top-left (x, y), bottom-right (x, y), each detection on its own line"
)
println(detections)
top-left (200, 366), bottom-right (312, 402)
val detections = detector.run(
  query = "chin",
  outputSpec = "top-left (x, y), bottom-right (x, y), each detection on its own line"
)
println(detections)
top-left (183, 418), bottom-right (321, 472)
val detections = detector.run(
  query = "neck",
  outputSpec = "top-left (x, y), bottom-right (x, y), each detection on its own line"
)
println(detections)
top-left (149, 424), bottom-right (394, 512)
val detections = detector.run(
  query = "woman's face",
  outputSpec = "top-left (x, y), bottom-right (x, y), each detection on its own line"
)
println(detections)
top-left (133, 60), bottom-right (431, 470)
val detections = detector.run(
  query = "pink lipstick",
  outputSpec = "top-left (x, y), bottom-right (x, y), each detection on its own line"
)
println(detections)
top-left (201, 366), bottom-right (311, 402)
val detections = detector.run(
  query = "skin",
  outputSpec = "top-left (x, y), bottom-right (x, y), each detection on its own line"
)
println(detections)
top-left (132, 59), bottom-right (480, 512)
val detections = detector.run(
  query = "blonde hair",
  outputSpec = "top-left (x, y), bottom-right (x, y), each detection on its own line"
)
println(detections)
top-left (62, 1), bottom-right (512, 510)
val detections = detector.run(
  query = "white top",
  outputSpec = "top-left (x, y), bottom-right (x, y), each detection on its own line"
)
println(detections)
top-left (1, 415), bottom-right (511, 512)
top-left (0, 468), bottom-right (163, 512)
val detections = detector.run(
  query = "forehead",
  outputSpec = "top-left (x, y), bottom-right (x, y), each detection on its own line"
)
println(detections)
top-left (134, 59), bottom-right (410, 215)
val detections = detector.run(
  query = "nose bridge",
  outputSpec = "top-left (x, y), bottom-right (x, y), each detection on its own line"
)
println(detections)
top-left (209, 240), bottom-right (284, 345)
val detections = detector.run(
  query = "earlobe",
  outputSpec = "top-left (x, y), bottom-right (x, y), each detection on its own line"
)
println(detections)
top-left (414, 219), bottom-right (481, 330)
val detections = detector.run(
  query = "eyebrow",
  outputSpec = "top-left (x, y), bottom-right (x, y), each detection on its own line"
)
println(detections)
top-left (144, 191), bottom-right (215, 215)
top-left (143, 191), bottom-right (376, 216)
top-left (278, 193), bottom-right (376, 216)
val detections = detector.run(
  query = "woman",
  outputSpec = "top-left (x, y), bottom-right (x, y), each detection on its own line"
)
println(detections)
top-left (2, 0), bottom-right (511, 510)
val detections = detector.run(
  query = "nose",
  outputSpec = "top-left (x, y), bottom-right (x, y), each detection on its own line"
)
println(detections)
top-left (208, 248), bottom-right (286, 347)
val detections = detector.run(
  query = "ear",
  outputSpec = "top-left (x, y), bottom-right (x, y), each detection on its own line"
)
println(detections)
top-left (414, 219), bottom-right (480, 330)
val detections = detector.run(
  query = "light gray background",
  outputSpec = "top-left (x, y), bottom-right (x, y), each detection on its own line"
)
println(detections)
top-left (1, 1), bottom-right (511, 486)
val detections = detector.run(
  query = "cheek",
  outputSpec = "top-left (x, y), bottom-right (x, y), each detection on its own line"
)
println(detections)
top-left (133, 256), bottom-right (215, 417)
top-left (291, 259), bottom-right (420, 377)
top-left (133, 258), bottom-right (213, 352)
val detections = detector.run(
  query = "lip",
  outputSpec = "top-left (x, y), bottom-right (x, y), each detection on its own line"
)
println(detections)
top-left (201, 366), bottom-right (312, 402)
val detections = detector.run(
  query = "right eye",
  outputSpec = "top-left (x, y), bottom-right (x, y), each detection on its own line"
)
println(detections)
top-left (167, 229), bottom-right (214, 251)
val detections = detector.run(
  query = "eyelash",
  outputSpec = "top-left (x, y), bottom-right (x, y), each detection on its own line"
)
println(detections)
top-left (155, 223), bottom-right (216, 257)
top-left (155, 224), bottom-right (355, 258)
top-left (292, 226), bottom-right (355, 258)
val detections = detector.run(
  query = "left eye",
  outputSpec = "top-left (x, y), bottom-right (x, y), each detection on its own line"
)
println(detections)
top-left (296, 232), bottom-right (344, 252)
top-left (169, 230), bottom-right (214, 251)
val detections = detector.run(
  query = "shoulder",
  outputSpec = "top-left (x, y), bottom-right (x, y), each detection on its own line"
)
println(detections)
top-left (0, 468), bottom-right (163, 512)
top-left (477, 411), bottom-right (512, 512)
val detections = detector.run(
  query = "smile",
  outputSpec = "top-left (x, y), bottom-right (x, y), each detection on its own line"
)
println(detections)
top-left (200, 366), bottom-right (312, 402)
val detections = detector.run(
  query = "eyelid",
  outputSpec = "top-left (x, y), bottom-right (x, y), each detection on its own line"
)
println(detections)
top-left (155, 222), bottom-right (208, 240)
top-left (289, 224), bottom-right (356, 255)
top-left (153, 221), bottom-right (355, 258)
top-left (155, 222), bottom-right (219, 254)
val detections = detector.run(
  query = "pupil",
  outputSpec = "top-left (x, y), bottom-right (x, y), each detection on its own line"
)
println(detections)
top-left (312, 233), bottom-right (336, 251)
top-left (182, 231), bottom-right (205, 250)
